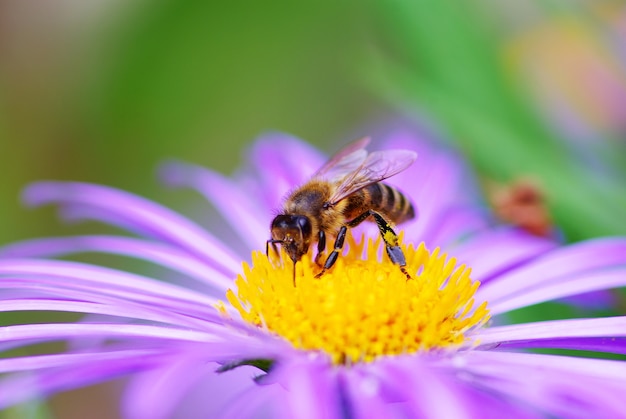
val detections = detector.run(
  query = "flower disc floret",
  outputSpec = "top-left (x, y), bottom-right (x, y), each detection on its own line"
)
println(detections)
top-left (225, 235), bottom-right (490, 364)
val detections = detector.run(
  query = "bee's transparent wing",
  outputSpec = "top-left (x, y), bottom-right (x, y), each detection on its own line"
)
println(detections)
top-left (313, 137), bottom-right (371, 182)
top-left (327, 149), bottom-right (417, 205)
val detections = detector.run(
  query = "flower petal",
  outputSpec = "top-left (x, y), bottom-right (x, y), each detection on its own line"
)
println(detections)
top-left (358, 355), bottom-right (545, 418)
top-left (457, 351), bottom-right (626, 418)
top-left (244, 132), bottom-right (326, 208)
top-left (122, 360), bottom-right (212, 419)
top-left (0, 235), bottom-right (233, 291)
top-left (269, 356), bottom-right (345, 419)
top-left (0, 277), bottom-right (235, 325)
top-left (424, 206), bottom-right (489, 249)
top-left (0, 351), bottom-right (169, 409)
top-left (475, 317), bottom-right (626, 354)
top-left (0, 349), bottom-right (164, 373)
top-left (0, 259), bottom-right (220, 311)
top-left (487, 269), bottom-right (626, 314)
top-left (122, 360), bottom-right (268, 419)
top-left (0, 299), bottom-right (211, 329)
top-left (250, 132), bottom-right (326, 184)
top-left (341, 371), bottom-right (398, 419)
top-left (0, 323), bottom-right (220, 344)
top-left (476, 238), bottom-right (626, 304)
top-left (451, 227), bottom-right (558, 283)
top-left (160, 162), bottom-right (268, 251)
top-left (214, 376), bottom-right (290, 419)
top-left (22, 182), bottom-right (242, 275)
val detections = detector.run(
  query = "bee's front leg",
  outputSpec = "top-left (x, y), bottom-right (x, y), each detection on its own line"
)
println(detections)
top-left (266, 240), bottom-right (275, 256)
top-left (314, 230), bottom-right (326, 266)
top-left (266, 239), bottom-right (282, 261)
top-left (315, 226), bottom-right (347, 278)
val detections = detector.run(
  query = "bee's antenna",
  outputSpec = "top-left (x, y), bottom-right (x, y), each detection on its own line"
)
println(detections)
top-left (292, 260), bottom-right (297, 287)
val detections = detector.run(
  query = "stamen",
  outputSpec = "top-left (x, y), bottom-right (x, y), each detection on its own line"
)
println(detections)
top-left (222, 234), bottom-right (490, 364)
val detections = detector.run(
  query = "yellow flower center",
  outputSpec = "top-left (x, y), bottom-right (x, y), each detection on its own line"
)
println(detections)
top-left (222, 234), bottom-right (490, 364)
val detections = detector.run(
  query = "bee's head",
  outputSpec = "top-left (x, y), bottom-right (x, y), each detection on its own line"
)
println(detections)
top-left (269, 214), bottom-right (312, 263)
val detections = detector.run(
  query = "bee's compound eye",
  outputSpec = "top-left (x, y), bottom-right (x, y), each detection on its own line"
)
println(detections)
top-left (295, 216), bottom-right (312, 236)
top-left (271, 215), bottom-right (291, 230)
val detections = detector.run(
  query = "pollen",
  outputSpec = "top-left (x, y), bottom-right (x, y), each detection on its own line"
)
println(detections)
top-left (223, 235), bottom-right (490, 364)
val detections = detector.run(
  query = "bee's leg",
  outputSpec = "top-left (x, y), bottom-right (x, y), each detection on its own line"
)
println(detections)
top-left (315, 230), bottom-right (326, 266)
top-left (347, 210), bottom-right (411, 280)
top-left (314, 226), bottom-right (347, 278)
top-left (266, 239), bottom-right (281, 259)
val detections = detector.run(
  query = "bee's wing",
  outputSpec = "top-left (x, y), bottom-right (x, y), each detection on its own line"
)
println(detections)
top-left (327, 149), bottom-right (417, 205)
top-left (312, 137), bottom-right (371, 182)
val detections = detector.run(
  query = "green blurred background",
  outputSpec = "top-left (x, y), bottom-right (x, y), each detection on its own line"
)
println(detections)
top-left (0, 1), bottom-right (382, 247)
top-left (1, 0), bottom-right (626, 417)
top-left (1, 0), bottom-right (625, 249)
top-left (2, 0), bottom-right (626, 246)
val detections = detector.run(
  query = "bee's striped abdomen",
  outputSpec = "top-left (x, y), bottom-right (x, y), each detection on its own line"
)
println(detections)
top-left (364, 183), bottom-right (415, 224)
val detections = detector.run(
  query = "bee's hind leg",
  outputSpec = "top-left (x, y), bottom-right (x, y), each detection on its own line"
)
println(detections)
top-left (314, 226), bottom-right (347, 278)
top-left (347, 210), bottom-right (412, 280)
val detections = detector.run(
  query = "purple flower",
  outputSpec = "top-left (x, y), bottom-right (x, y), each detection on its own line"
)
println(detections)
top-left (1, 130), bottom-right (626, 418)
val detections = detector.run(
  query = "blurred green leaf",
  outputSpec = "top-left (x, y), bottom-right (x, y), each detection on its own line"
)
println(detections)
top-left (85, 1), bottom-right (376, 187)
top-left (1, 0), bottom-right (379, 246)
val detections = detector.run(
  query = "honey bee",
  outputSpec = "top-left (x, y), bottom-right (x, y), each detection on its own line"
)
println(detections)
top-left (267, 137), bottom-right (417, 281)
